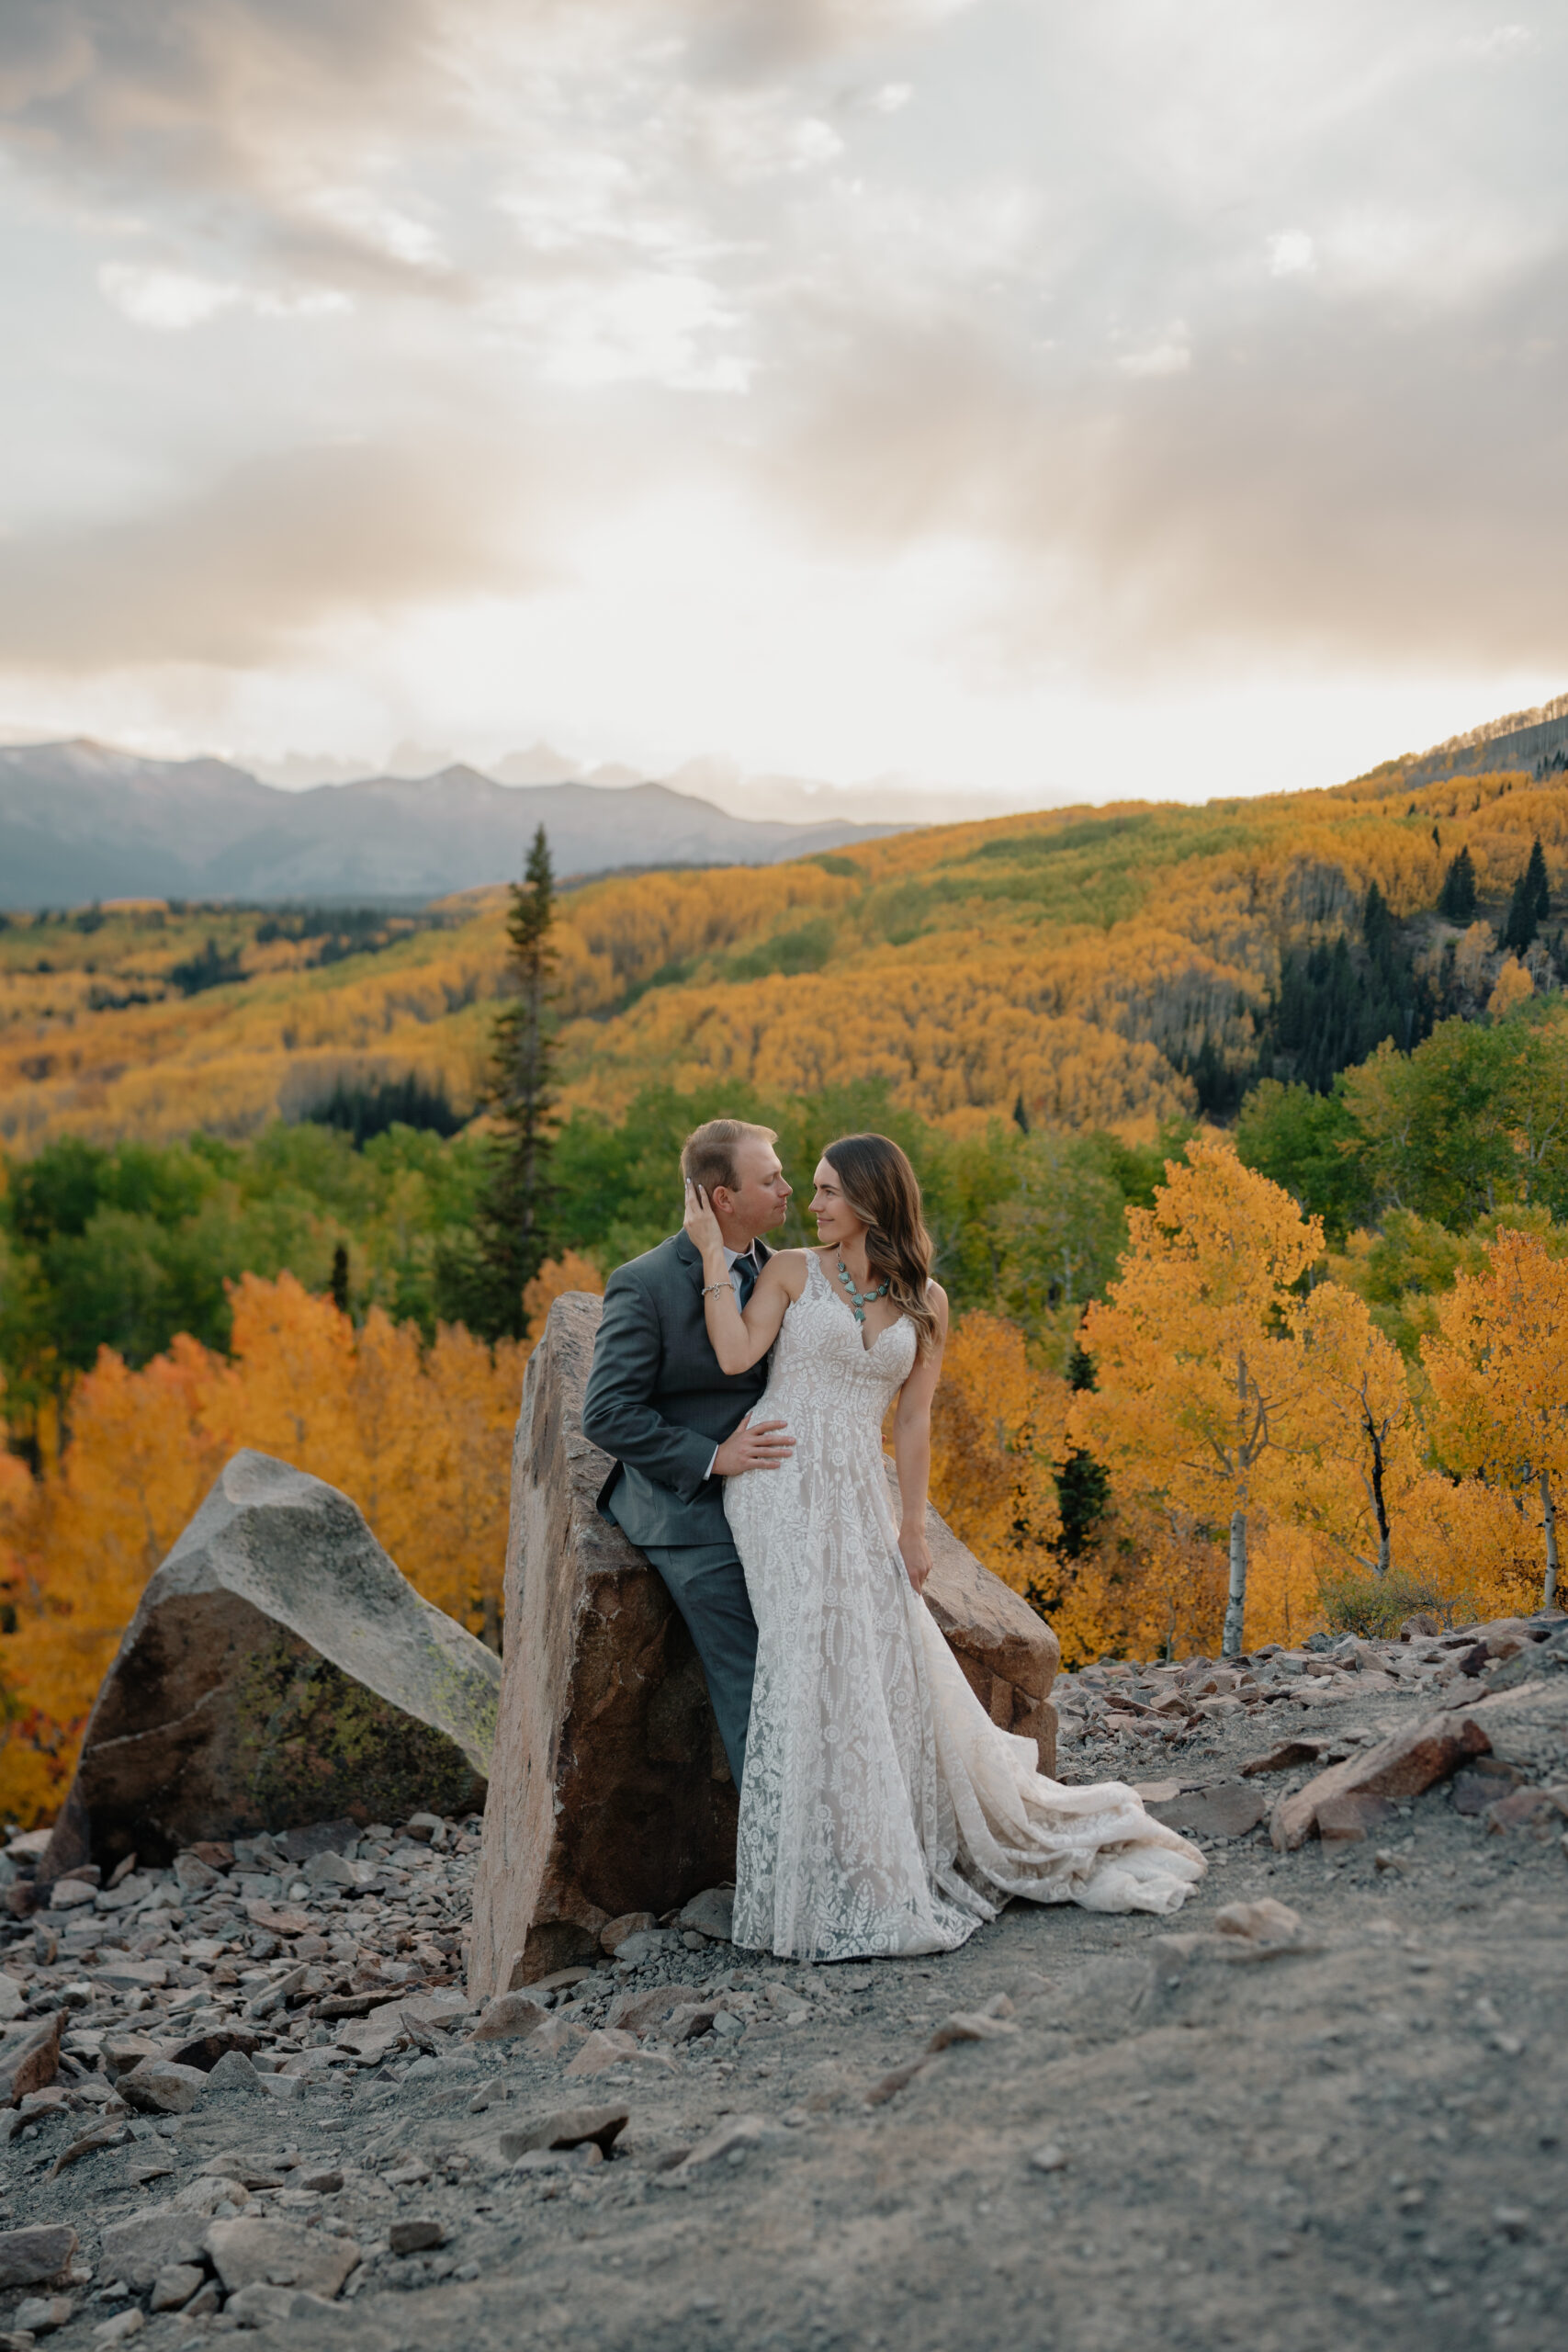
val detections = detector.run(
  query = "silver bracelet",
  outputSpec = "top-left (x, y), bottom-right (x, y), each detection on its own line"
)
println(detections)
top-left (702, 1280), bottom-right (731, 1297)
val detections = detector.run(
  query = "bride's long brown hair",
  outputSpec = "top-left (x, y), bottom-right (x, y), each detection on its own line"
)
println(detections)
top-left (821, 1133), bottom-right (939, 1355)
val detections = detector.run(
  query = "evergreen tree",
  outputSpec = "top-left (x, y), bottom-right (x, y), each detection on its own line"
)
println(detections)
top-left (330, 1243), bottom-right (350, 1317)
top-left (450, 826), bottom-right (558, 1340)
top-left (1502, 838), bottom-right (1551, 955)
top-left (1437, 845), bottom-right (1477, 923)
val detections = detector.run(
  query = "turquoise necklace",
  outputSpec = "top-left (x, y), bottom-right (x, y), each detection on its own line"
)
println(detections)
top-left (836, 1257), bottom-right (889, 1325)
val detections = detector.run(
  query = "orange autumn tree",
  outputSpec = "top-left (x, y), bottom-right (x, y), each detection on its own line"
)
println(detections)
top-left (1421, 1227), bottom-right (1568, 1609)
top-left (1072, 1141), bottom-right (1323, 1657)
top-left (0, 1273), bottom-right (529, 1824)
top-left (928, 1310), bottom-right (1069, 1600)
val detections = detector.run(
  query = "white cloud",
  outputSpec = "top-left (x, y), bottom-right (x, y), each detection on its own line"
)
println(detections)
top-left (98, 265), bottom-right (241, 331)
top-left (98, 262), bottom-right (351, 332)
top-left (1117, 337), bottom-right (1191, 379)
top-left (1268, 230), bottom-right (1315, 277)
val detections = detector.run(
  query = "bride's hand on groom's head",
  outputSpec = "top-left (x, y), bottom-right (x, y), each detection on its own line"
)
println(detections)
top-left (683, 1179), bottom-right (725, 1256)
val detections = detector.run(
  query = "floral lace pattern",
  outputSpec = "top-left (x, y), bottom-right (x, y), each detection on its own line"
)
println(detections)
top-left (725, 1252), bottom-right (1204, 1962)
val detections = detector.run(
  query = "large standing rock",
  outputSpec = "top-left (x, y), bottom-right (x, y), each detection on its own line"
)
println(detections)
top-left (469, 1293), bottom-right (1060, 1998)
top-left (42, 1451), bottom-right (502, 1880)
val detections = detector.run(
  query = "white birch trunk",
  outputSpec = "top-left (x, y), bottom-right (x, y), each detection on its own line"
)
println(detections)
top-left (1222, 1509), bottom-right (1247, 1658)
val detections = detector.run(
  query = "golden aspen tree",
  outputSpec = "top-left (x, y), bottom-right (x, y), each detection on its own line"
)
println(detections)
top-left (1422, 1227), bottom-right (1568, 1607)
top-left (1072, 1140), bottom-right (1323, 1657)
top-left (1288, 1282), bottom-right (1422, 1578)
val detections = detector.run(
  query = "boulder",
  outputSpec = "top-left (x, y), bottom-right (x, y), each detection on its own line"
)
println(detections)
top-left (468, 1291), bottom-right (1062, 1999)
top-left (1271, 1709), bottom-right (1493, 1849)
top-left (40, 1450), bottom-right (502, 1879)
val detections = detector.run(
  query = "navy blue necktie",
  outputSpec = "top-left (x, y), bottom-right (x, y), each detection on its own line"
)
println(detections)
top-left (734, 1250), bottom-right (759, 1307)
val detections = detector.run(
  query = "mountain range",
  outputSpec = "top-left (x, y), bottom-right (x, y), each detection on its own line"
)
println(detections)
top-left (0, 740), bottom-right (905, 908)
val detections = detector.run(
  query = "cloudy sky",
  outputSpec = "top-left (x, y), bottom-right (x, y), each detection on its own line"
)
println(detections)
top-left (0, 1), bottom-right (1562, 814)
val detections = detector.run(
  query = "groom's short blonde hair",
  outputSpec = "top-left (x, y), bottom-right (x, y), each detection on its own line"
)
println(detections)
top-left (682, 1118), bottom-right (778, 1198)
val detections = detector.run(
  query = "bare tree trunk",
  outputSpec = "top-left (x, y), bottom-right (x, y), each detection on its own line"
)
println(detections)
top-left (1541, 1468), bottom-right (1559, 1611)
top-left (1368, 1416), bottom-right (1391, 1576)
top-left (1223, 1510), bottom-right (1247, 1657)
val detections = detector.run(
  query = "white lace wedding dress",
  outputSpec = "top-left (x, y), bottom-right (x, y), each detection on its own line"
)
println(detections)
top-left (724, 1252), bottom-right (1204, 1961)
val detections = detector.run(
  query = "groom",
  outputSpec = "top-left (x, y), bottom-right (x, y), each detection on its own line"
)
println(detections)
top-left (581, 1118), bottom-right (795, 1787)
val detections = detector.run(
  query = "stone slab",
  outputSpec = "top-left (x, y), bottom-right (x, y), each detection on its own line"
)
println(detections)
top-left (40, 1450), bottom-right (501, 1879)
top-left (1271, 1710), bottom-right (1494, 1850)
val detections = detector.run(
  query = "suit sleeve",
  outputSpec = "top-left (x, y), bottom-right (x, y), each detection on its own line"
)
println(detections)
top-left (581, 1265), bottom-right (722, 1503)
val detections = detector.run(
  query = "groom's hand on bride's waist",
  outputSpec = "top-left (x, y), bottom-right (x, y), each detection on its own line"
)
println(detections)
top-left (713, 1413), bottom-right (795, 1476)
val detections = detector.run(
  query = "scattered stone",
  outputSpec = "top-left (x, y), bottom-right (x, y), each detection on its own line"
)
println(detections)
top-left (118, 2059), bottom-right (208, 2116)
top-left (148, 2264), bottom-right (203, 2312)
top-left (1213, 1899), bottom-right (1307, 1947)
top-left (13, 2294), bottom-right (73, 2334)
top-left (298, 2167), bottom-right (344, 2193)
top-left (1317, 1792), bottom-right (1399, 1843)
top-left (0, 2013), bottom-right (62, 2107)
top-left (1029, 2143), bottom-right (1068, 2173)
top-left (472, 1992), bottom-right (551, 2042)
top-left (1145, 1780), bottom-right (1269, 1839)
top-left (1271, 1711), bottom-right (1493, 1849)
top-left (679, 2114), bottom-right (771, 2168)
top-left (927, 2011), bottom-right (1021, 2052)
top-left (164, 2024), bottom-right (261, 2071)
top-left (864, 2058), bottom-right (931, 2106)
top-left (389, 2220), bottom-right (446, 2255)
top-left (92, 2312), bottom-right (143, 2345)
top-left (39, 1450), bottom-right (500, 1880)
top-left (203, 2215), bottom-right (359, 2299)
top-left (99, 2209), bottom-right (209, 2292)
top-left (674, 1887), bottom-right (735, 1940)
top-left (205, 2049), bottom-right (265, 2097)
top-left (565, 2028), bottom-right (640, 2076)
top-left (502, 2105), bottom-right (629, 2157)
top-left (0, 2226), bottom-right (77, 2290)
top-left (605, 1983), bottom-right (701, 2039)
top-left (600, 1911), bottom-right (657, 1955)
top-left (50, 2121), bottom-right (131, 2177)
top-left (1240, 1739), bottom-right (1331, 1777)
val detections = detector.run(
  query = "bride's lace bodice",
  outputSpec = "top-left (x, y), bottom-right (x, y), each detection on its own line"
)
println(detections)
top-left (761, 1250), bottom-right (917, 1437)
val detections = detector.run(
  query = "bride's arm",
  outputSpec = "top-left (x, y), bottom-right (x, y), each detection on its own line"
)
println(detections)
top-left (682, 1182), bottom-right (802, 1373)
top-left (891, 1283), bottom-right (950, 1594)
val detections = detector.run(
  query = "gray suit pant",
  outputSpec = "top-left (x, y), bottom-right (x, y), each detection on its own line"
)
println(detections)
top-left (641, 1540), bottom-right (758, 1790)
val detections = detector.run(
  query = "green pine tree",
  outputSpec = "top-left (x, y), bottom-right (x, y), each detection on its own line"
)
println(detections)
top-left (1437, 845), bottom-right (1477, 923)
top-left (1502, 838), bottom-right (1549, 956)
top-left (448, 826), bottom-right (558, 1340)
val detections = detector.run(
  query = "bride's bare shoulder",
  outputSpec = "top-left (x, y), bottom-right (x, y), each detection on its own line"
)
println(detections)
top-left (764, 1248), bottom-right (815, 1297)
top-left (925, 1277), bottom-right (951, 1333)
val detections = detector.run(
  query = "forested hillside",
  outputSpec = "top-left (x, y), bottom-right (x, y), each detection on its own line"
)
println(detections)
top-left (6, 749), bottom-right (1568, 1822)
top-left (6, 756), bottom-right (1567, 1149)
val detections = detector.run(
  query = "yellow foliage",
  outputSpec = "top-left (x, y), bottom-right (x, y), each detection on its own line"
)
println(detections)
top-left (0, 1276), bottom-right (525, 1825)
top-left (928, 1311), bottom-right (1068, 1595)
top-left (523, 1253), bottom-right (606, 1345)
top-left (1487, 956), bottom-right (1534, 1018)
top-left (1420, 1227), bottom-right (1568, 1607)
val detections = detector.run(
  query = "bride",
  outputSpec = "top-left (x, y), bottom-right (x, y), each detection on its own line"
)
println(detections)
top-left (682, 1131), bottom-right (1203, 1962)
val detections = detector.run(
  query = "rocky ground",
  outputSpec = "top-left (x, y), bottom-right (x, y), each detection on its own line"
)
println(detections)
top-left (0, 1617), bottom-right (1564, 2352)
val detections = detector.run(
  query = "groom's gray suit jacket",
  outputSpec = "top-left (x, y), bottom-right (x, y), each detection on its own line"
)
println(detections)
top-left (581, 1230), bottom-right (773, 1546)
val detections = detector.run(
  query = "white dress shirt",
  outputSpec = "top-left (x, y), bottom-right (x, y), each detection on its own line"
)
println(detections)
top-left (706, 1244), bottom-right (758, 1481)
